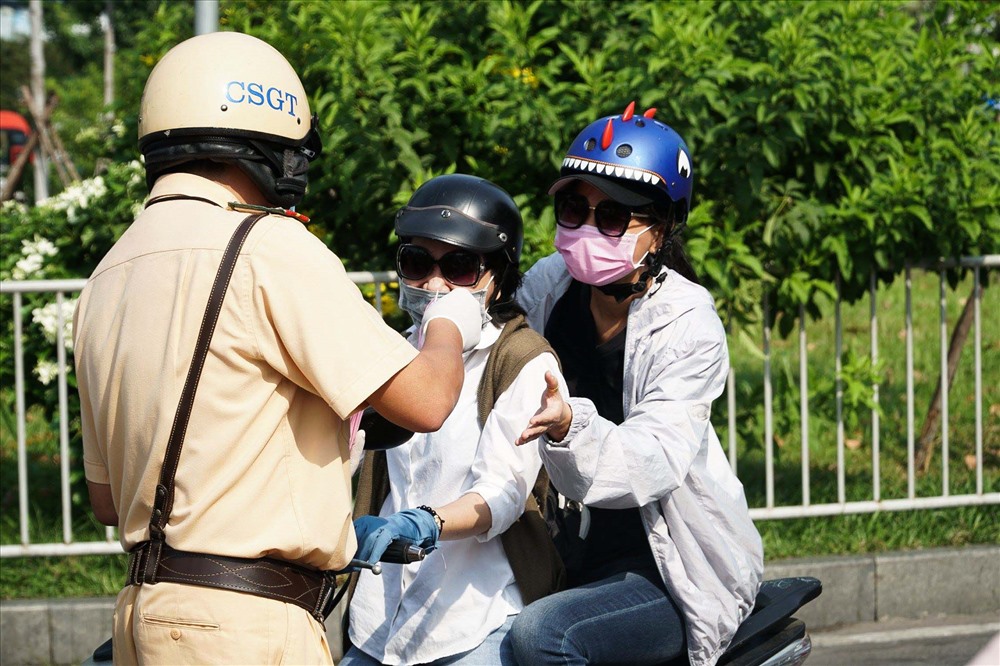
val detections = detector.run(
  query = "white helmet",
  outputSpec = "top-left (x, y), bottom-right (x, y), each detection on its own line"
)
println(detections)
top-left (138, 32), bottom-right (322, 208)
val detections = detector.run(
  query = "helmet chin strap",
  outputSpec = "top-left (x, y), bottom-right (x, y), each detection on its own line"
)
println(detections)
top-left (595, 275), bottom-right (650, 303)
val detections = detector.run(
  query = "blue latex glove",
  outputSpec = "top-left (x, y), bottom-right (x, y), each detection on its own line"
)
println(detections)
top-left (353, 508), bottom-right (439, 565)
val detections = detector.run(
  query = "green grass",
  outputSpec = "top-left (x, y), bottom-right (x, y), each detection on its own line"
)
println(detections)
top-left (1, 550), bottom-right (126, 599)
top-left (760, 504), bottom-right (1000, 560)
top-left (2, 268), bottom-right (998, 600)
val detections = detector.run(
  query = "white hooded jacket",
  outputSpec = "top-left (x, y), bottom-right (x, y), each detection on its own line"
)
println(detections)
top-left (518, 253), bottom-right (764, 666)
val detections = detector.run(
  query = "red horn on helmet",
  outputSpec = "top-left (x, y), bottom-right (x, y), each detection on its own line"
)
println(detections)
top-left (621, 101), bottom-right (635, 122)
top-left (601, 118), bottom-right (614, 150)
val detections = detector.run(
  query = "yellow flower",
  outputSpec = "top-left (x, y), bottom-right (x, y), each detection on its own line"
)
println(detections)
top-left (508, 66), bottom-right (539, 89)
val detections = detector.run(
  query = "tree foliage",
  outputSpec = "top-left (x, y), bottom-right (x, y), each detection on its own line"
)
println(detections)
top-left (233, 0), bottom-right (998, 336)
top-left (7, 0), bottom-right (999, 337)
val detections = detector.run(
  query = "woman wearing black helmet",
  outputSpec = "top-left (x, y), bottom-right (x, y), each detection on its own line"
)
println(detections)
top-left (512, 104), bottom-right (763, 666)
top-left (344, 174), bottom-right (567, 666)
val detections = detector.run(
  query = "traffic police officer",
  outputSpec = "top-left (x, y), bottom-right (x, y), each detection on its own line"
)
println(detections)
top-left (74, 32), bottom-right (481, 664)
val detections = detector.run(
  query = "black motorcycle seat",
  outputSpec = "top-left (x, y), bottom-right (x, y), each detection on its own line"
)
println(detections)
top-left (724, 577), bottom-right (822, 655)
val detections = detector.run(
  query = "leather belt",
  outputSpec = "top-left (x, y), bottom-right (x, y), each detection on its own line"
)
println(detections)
top-left (127, 541), bottom-right (338, 624)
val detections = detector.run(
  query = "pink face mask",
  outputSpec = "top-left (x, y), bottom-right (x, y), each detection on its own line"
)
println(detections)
top-left (554, 224), bottom-right (652, 286)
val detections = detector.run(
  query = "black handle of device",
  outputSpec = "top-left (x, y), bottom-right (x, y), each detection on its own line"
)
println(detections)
top-left (359, 406), bottom-right (415, 450)
top-left (381, 540), bottom-right (428, 564)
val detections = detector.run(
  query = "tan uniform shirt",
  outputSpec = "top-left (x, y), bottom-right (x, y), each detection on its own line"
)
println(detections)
top-left (75, 173), bottom-right (417, 571)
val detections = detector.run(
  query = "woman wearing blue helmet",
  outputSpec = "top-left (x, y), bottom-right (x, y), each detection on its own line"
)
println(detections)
top-left (512, 103), bottom-right (763, 666)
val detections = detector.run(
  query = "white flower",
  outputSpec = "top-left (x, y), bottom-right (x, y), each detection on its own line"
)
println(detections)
top-left (23, 236), bottom-right (58, 257)
top-left (31, 298), bottom-right (77, 350)
top-left (13, 253), bottom-right (43, 279)
top-left (39, 176), bottom-right (108, 221)
top-left (2, 199), bottom-right (27, 216)
top-left (128, 169), bottom-right (144, 188)
top-left (34, 359), bottom-right (60, 386)
top-left (11, 236), bottom-right (59, 279)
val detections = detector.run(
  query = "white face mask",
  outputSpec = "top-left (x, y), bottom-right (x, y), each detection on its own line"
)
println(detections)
top-left (398, 276), bottom-right (494, 331)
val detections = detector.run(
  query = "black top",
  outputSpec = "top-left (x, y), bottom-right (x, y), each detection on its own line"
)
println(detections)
top-left (545, 280), bottom-right (657, 582)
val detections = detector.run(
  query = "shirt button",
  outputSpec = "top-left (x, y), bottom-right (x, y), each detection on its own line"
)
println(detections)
top-left (170, 628), bottom-right (181, 640)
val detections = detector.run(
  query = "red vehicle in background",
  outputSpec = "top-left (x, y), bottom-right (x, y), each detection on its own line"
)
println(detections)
top-left (0, 109), bottom-right (32, 196)
top-left (1, 109), bottom-right (32, 169)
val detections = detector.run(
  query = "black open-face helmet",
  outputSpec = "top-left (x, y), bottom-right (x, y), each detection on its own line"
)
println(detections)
top-left (394, 174), bottom-right (523, 266)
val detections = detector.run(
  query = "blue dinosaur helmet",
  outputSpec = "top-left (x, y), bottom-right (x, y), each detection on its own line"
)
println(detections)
top-left (549, 102), bottom-right (693, 222)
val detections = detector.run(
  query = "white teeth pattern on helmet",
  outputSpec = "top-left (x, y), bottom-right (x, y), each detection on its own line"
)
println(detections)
top-left (564, 157), bottom-right (664, 186)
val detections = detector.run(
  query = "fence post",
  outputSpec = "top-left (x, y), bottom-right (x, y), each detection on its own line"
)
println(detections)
top-left (906, 264), bottom-right (915, 498)
top-left (835, 273), bottom-right (845, 505)
top-left (798, 304), bottom-right (809, 506)
top-left (870, 270), bottom-right (880, 502)
top-left (974, 267), bottom-right (983, 495)
top-left (938, 270), bottom-right (949, 496)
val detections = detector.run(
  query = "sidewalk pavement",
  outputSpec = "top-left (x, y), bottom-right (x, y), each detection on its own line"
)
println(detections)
top-left (1, 544), bottom-right (997, 665)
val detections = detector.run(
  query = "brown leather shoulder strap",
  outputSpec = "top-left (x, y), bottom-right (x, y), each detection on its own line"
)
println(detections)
top-left (143, 212), bottom-right (265, 582)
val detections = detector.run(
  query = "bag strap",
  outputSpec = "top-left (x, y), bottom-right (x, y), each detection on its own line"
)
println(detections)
top-left (142, 212), bottom-right (265, 583)
top-left (477, 314), bottom-right (565, 603)
top-left (476, 314), bottom-right (556, 427)
top-left (477, 314), bottom-right (558, 501)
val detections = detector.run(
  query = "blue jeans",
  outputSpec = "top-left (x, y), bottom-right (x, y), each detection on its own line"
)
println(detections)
top-left (341, 613), bottom-right (516, 665)
top-left (510, 567), bottom-right (687, 666)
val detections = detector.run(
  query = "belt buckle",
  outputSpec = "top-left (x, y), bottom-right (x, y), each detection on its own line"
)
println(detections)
top-left (315, 571), bottom-right (340, 625)
top-left (127, 542), bottom-right (150, 586)
top-left (136, 536), bottom-right (164, 585)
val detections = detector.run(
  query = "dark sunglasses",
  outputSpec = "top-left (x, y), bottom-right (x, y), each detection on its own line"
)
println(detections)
top-left (554, 192), bottom-right (650, 238)
top-left (396, 244), bottom-right (485, 287)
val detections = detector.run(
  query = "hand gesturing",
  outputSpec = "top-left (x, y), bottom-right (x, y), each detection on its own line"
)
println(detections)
top-left (516, 370), bottom-right (572, 446)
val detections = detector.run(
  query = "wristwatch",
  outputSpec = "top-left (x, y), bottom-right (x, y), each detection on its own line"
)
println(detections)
top-left (417, 505), bottom-right (445, 533)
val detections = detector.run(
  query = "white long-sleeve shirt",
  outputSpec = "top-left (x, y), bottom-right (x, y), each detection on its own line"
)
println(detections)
top-left (348, 321), bottom-right (564, 665)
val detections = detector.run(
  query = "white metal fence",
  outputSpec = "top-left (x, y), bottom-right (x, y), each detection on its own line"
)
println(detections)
top-left (740, 255), bottom-right (998, 520)
top-left (1, 260), bottom-right (997, 557)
